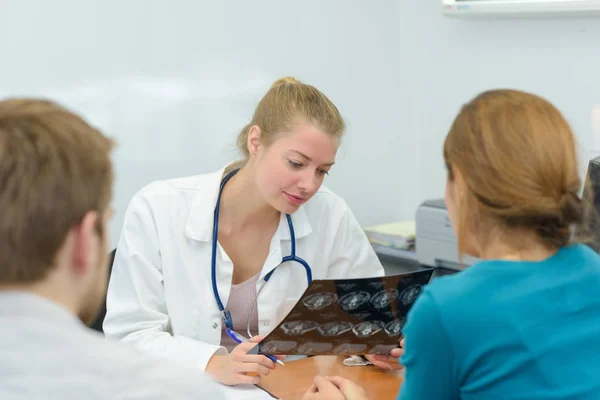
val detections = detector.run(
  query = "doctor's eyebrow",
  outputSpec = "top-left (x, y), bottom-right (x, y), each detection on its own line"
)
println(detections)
top-left (289, 150), bottom-right (335, 166)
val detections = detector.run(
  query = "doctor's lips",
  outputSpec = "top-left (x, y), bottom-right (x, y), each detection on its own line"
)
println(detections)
top-left (284, 192), bottom-right (306, 205)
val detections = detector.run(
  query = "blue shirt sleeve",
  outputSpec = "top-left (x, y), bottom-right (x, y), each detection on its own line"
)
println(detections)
top-left (397, 288), bottom-right (459, 400)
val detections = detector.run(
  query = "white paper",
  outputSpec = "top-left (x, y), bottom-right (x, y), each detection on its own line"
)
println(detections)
top-left (215, 383), bottom-right (278, 400)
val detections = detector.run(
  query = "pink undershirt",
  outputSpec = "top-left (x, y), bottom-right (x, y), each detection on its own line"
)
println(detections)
top-left (220, 273), bottom-right (260, 352)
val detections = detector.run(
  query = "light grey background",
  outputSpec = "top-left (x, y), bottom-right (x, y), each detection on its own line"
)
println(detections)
top-left (1, 1), bottom-right (599, 248)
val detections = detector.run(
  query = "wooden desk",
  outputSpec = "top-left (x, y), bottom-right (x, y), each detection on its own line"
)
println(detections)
top-left (260, 356), bottom-right (403, 400)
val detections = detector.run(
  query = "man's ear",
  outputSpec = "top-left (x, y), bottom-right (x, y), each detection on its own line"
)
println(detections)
top-left (247, 125), bottom-right (262, 156)
top-left (72, 210), bottom-right (100, 275)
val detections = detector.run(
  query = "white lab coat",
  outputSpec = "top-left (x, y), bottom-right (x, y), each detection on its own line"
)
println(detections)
top-left (104, 165), bottom-right (384, 372)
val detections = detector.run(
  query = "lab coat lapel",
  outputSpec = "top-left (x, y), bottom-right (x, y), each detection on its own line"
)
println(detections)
top-left (279, 206), bottom-right (312, 241)
top-left (258, 224), bottom-right (283, 284)
top-left (257, 207), bottom-right (313, 284)
top-left (183, 167), bottom-right (225, 242)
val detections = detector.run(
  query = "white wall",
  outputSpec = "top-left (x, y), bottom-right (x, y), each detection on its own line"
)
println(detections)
top-left (0, 0), bottom-right (406, 248)
top-left (395, 2), bottom-right (600, 208)
top-left (1, 1), bottom-right (599, 249)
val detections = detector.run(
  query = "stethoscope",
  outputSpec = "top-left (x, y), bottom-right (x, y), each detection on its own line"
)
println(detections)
top-left (211, 169), bottom-right (313, 337)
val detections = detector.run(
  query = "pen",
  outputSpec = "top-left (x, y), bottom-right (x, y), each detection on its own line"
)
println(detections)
top-left (226, 329), bottom-right (285, 366)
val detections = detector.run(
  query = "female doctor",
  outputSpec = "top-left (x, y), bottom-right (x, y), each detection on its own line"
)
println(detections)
top-left (103, 77), bottom-right (403, 386)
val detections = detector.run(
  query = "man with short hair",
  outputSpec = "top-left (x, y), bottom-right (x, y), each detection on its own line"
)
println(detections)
top-left (0, 99), bottom-right (225, 399)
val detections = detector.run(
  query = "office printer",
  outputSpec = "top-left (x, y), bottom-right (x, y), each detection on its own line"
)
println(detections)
top-left (415, 199), bottom-right (478, 270)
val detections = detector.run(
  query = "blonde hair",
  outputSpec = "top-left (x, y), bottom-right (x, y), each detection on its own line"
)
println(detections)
top-left (0, 99), bottom-right (114, 283)
top-left (228, 76), bottom-right (344, 172)
top-left (444, 89), bottom-right (585, 254)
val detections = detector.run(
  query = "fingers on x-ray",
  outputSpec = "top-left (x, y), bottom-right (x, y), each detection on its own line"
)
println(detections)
top-left (296, 342), bottom-right (333, 355)
top-left (317, 321), bottom-right (353, 337)
top-left (370, 289), bottom-right (399, 309)
top-left (302, 292), bottom-right (338, 310)
top-left (368, 344), bottom-right (397, 355)
top-left (384, 318), bottom-right (406, 336)
top-left (399, 284), bottom-right (423, 306)
top-left (352, 320), bottom-right (385, 338)
top-left (338, 291), bottom-right (370, 311)
top-left (281, 320), bottom-right (319, 336)
top-left (333, 343), bottom-right (368, 355)
top-left (261, 340), bottom-right (297, 354)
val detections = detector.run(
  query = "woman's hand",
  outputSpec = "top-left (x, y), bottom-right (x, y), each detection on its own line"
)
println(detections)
top-left (365, 338), bottom-right (405, 370)
top-left (301, 376), bottom-right (367, 400)
top-left (206, 335), bottom-right (285, 385)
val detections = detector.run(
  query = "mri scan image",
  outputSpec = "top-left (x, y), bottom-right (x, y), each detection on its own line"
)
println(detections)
top-left (352, 320), bottom-right (384, 338)
top-left (336, 283), bottom-right (358, 291)
top-left (302, 292), bottom-right (338, 310)
top-left (370, 289), bottom-right (399, 309)
top-left (317, 321), bottom-right (353, 337)
top-left (260, 340), bottom-right (298, 354)
top-left (384, 318), bottom-right (406, 336)
top-left (368, 344), bottom-right (397, 355)
top-left (352, 312), bottom-right (373, 320)
top-left (367, 280), bottom-right (385, 290)
top-left (399, 284), bottom-right (423, 306)
top-left (309, 282), bottom-right (326, 291)
top-left (296, 342), bottom-right (333, 354)
top-left (338, 291), bottom-right (371, 311)
top-left (281, 320), bottom-right (319, 336)
top-left (319, 312), bottom-right (339, 321)
top-left (286, 312), bottom-right (303, 320)
top-left (333, 343), bottom-right (368, 355)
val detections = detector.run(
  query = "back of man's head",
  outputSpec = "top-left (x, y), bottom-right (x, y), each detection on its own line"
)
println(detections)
top-left (0, 99), bottom-right (113, 320)
top-left (0, 100), bottom-right (232, 400)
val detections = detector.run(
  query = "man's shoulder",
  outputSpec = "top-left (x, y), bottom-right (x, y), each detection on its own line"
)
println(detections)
top-left (82, 332), bottom-right (223, 398)
top-left (0, 320), bottom-right (225, 399)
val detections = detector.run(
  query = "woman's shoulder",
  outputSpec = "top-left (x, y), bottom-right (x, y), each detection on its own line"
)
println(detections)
top-left (558, 243), bottom-right (600, 263)
top-left (422, 243), bottom-right (600, 308)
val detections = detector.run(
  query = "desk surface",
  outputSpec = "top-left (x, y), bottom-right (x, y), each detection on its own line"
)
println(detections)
top-left (260, 356), bottom-right (403, 400)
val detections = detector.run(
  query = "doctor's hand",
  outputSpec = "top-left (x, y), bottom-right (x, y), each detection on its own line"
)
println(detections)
top-left (206, 335), bottom-right (285, 386)
top-left (365, 338), bottom-right (405, 371)
top-left (301, 376), bottom-right (367, 400)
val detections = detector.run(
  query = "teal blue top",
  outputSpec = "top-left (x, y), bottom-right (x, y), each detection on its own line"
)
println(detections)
top-left (398, 244), bottom-right (600, 400)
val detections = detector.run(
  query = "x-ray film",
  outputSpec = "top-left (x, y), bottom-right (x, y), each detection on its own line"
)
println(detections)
top-left (251, 268), bottom-right (434, 356)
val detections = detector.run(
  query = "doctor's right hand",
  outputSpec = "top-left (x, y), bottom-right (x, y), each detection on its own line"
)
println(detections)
top-left (206, 335), bottom-right (282, 386)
